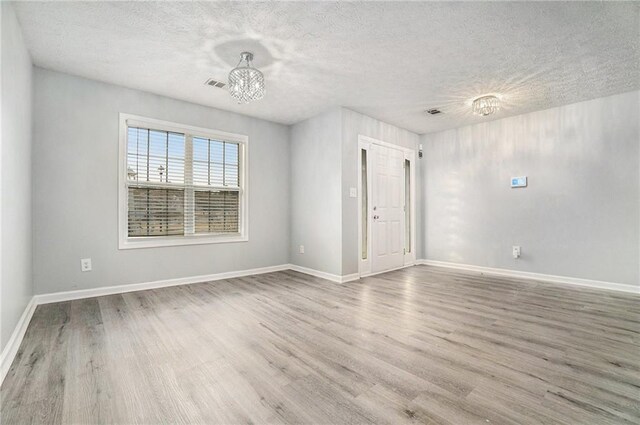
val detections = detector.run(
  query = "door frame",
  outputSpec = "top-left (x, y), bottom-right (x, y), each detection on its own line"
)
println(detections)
top-left (357, 135), bottom-right (416, 277)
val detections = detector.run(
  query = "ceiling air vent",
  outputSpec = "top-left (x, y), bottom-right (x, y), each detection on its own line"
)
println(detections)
top-left (425, 108), bottom-right (443, 115)
top-left (204, 78), bottom-right (226, 89)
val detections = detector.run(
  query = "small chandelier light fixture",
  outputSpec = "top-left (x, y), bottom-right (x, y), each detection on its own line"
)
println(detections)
top-left (472, 95), bottom-right (500, 116)
top-left (228, 52), bottom-right (265, 104)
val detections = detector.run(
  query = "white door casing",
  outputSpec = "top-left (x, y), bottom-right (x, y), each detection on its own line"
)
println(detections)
top-left (370, 143), bottom-right (405, 273)
top-left (358, 135), bottom-right (416, 277)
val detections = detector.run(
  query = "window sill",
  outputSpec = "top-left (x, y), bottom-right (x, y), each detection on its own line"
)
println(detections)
top-left (119, 234), bottom-right (248, 250)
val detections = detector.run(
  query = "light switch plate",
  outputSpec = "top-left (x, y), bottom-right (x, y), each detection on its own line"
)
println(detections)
top-left (349, 187), bottom-right (357, 198)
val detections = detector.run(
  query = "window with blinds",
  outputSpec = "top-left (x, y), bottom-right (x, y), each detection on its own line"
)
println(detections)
top-left (120, 115), bottom-right (247, 248)
top-left (192, 137), bottom-right (240, 235)
top-left (127, 128), bottom-right (186, 237)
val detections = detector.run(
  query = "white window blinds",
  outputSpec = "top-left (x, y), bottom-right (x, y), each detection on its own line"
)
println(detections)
top-left (125, 125), bottom-right (243, 240)
top-left (192, 137), bottom-right (240, 234)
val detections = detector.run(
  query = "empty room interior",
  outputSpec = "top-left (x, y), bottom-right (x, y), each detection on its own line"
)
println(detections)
top-left (1, 1), bottom-right (639, 424)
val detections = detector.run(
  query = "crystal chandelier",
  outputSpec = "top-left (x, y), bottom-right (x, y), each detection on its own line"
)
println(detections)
top-left (472, 95), bottom-right (500, 116)
top-left (228, 52), bottom-right (265, 104)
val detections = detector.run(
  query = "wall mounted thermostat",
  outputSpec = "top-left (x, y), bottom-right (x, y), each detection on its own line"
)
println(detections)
top-left (511, 176), bottom-right (527, 188)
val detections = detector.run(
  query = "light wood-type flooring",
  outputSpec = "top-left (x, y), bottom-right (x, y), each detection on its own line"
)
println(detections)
top-left (1, 266), bottom-right (639, 424)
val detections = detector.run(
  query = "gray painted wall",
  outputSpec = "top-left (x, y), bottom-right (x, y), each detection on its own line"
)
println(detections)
top-left (421, 91), bottom-right (640, 287)
top-left (289, 107), bottom-right (420, 277)
top-left (341, 108), bottom-right (420, 275)
top-left (1, 3), bottom-right (33, 351)
top-left (289, 108), bottom-right (343, 275)
top-left (33, 68), bottom-right (290, 294)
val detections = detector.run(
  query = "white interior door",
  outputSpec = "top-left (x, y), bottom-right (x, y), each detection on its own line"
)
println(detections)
top-left (371, 144), bottom-right (405, 273)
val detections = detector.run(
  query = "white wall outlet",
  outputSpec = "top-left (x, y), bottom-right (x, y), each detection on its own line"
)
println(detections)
top-left (80, 258), bottom-right (92, 272)
top-left (349, 187), bottom-right (357, 198)
top-left (299, 245), bottom-right (305, 254)
top-left (512, 246), bottom-right (521, 259)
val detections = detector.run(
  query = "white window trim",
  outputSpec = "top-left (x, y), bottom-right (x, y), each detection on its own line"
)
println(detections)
top-left (118, 113), bottom-right (249, 249)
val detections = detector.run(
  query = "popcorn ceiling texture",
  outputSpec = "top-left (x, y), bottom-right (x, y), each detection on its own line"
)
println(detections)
top-left (13, 1), bottom-right (640, 134)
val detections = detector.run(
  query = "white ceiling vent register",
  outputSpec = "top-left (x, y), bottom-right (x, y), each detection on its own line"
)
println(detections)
top-left (204, 78), bottom-right (226, 88)
top-left (228, 52), bottom-right (265, 104)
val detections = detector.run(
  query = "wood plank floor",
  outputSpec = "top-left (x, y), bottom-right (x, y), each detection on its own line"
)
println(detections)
top-left (1, 265), bottom-right (639, 424)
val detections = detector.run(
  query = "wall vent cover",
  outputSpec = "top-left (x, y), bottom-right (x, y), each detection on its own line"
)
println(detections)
top-left (425, 108), bottom-right (443, 115)
top-left (205, 78), bottom-right (226, 88)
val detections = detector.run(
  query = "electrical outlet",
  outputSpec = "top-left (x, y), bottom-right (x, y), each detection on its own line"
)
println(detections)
top-left (299, 245), bottom-right (305, 254)
top-left (81, 258), bottom-right (92, 272)
top-left (512, 246), bottom-right (521, 259)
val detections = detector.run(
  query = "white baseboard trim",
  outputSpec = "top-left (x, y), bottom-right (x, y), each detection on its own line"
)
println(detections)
top-left (32, 263), bottom-right (363, 307)
top-left (340, 272), bottom-right (361, 283)
top-left (417, 259), bottom-right (639, 294)
top-left (1, 296), bottom-right (37, 384)
top-left (34, 264), bottom-right (291, 305)
top-left (288, 264), bottom-right (360, 283)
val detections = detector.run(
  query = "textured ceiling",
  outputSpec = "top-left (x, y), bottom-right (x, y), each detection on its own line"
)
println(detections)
top-left (12, 1), bottom-right (640, 134)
